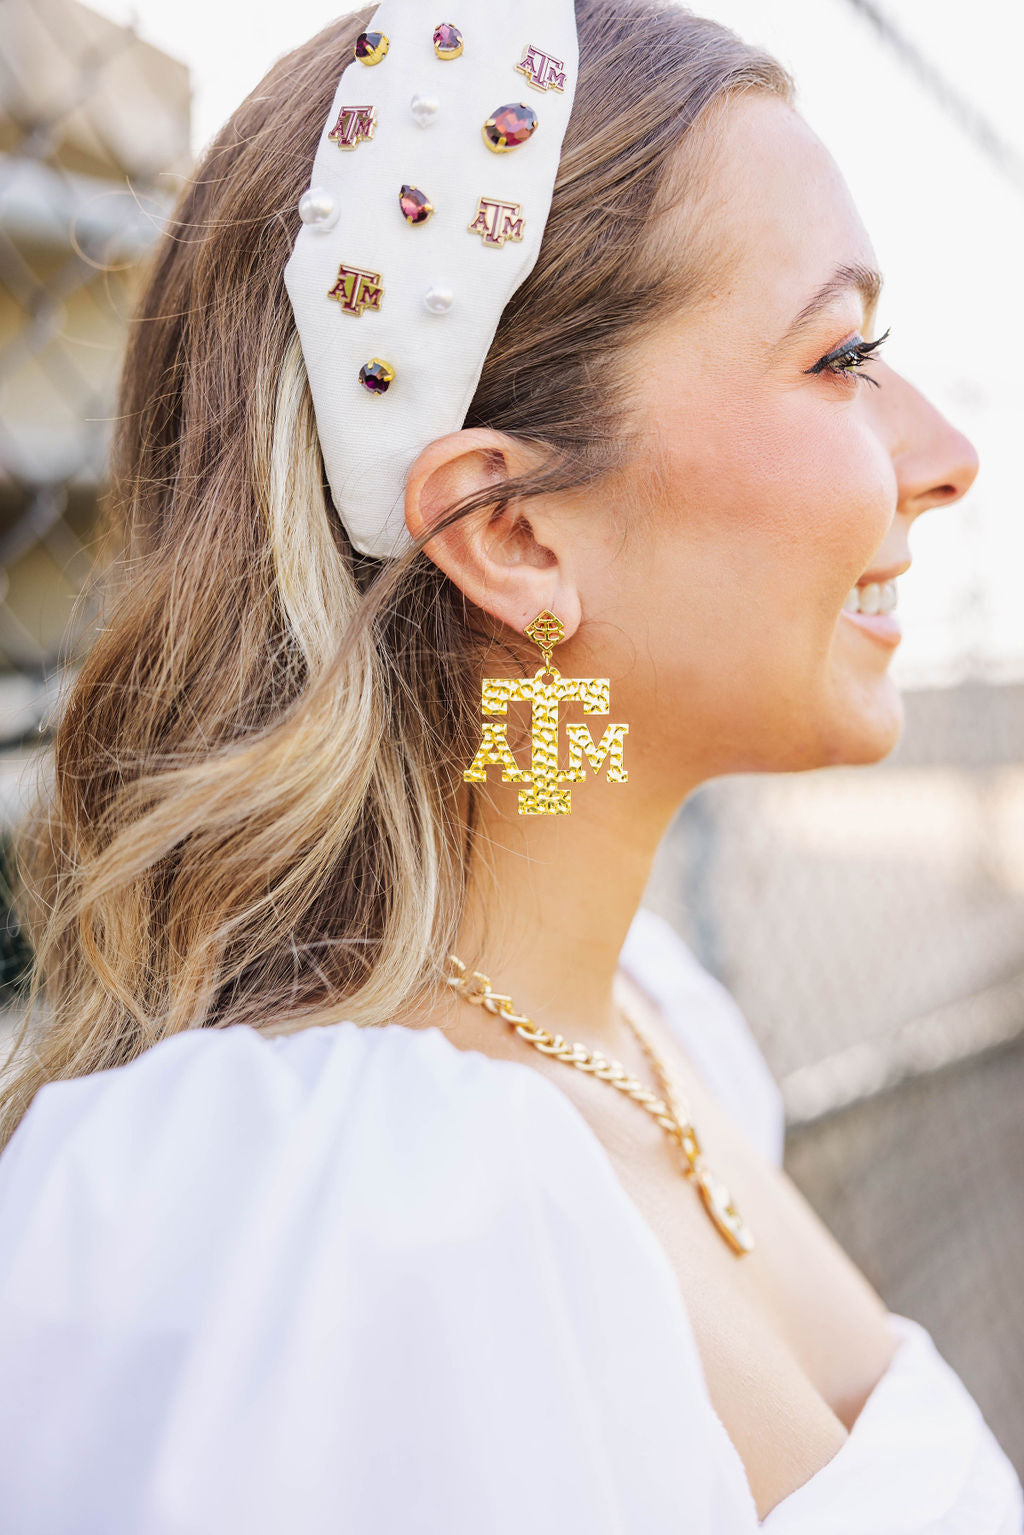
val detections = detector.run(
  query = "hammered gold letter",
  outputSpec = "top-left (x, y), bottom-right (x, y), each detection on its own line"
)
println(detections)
top-left (561, 722), bottom-right (629, 783)
top-left (463, 722), bottom-right (529, 784)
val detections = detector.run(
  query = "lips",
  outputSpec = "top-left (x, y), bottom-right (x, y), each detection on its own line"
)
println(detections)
top-left (841, 568), bottom-right (905, 649)
top-left (856, 560), bottom-right (911, 586)
top-left (839, 546), bottom-right (909, 649)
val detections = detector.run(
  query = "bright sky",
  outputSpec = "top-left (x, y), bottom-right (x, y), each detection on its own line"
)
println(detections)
top-left (88, 0), bottom-right (1024, 685)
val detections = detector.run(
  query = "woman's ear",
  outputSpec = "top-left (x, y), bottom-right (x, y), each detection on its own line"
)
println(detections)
top-left (404, 428), bottom-right (582, 640)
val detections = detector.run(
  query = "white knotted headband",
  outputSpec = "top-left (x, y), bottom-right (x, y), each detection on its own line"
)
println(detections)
top-left (283, 2), bottom-right (580, 558)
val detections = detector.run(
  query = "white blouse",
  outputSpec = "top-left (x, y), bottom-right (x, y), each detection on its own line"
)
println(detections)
top-left (0, 907), bottom-right (1019, 1534)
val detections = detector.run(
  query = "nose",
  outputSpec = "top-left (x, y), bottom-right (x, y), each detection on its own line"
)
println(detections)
top-left (874, 360), bottom-right (980, 523)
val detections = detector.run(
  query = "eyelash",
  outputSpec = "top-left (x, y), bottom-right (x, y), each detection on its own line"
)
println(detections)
top-left (804, 326), bottom-right (891, 389)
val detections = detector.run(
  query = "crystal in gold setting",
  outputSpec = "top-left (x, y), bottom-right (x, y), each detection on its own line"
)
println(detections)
top-left (358, 358), bottom-right (395, 393)
top-left (433, 22), bottom-right (464, 58)
top-left (354, 31), bottom-right (389, 65)
top-left (399, 184), bottom-right (434, 224)
top-left (482, 102), bottom-right (538, 153)
top-left (462, 611), bottom-right (629, 815)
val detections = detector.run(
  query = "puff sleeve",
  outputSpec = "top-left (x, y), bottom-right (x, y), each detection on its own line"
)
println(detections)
top-left (0, 1018), bottom-right (760, 1534)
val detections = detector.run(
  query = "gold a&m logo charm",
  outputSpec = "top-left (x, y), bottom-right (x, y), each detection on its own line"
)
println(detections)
top-left (515, 43), bottom-right (568, 93)
top-left (327, 263), bottom-right (384, 315)
top-left (468, 197), bottom-right (525, 248)
top-left (328, 104), bottom-right (377, 150)
top-left (463, 611), bottom-right (629, 816)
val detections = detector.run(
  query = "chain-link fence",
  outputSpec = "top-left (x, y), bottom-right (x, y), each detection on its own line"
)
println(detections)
top-left (647, 695), bottom-right (1024, 1469)
top-left (0, 0), bottom-right (188, 665)
top-left (651, 0), bottom-right (1024, 1472)
top-left (0, 0), bottom-right (190, 993)
top-left (1, 0), bottom-right (1021, 1480)
top-left (0, 0), bottom-right (188, 663)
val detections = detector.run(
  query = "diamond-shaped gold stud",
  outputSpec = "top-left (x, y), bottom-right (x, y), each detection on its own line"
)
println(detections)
top-left (525, 610), bottom-right (565, 655)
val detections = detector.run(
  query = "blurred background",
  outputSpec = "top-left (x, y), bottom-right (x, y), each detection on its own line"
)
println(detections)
top-left (1, 0), bottom-right (1021, 1473)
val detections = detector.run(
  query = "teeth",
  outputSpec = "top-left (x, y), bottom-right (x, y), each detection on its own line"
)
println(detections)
top-left (859, 582), bottom-right (881, 615)
top-left (844, 578), bottom-right (898, 616)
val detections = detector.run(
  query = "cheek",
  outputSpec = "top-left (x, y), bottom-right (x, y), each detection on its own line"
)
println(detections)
top-left (606, 391), bottom-right (899, 763)
top-left (644, 388), bottom-right (895, 629)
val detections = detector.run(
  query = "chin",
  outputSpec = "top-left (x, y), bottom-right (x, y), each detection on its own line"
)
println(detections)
top-left (820, 674), bottom-right (905, 767)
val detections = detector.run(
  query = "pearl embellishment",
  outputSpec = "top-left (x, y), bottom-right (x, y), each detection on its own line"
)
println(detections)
top-left (410, 93), bottom-right (439, 127)
top-left (424, 285), bottom-right (454, 314)
top-left (297, 187), bottom-right (339, 230)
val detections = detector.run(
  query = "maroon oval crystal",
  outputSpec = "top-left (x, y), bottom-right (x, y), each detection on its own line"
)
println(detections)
top-left (399, 184), bottom-right (433, 224)
top-left (482, 102), bottom-right (538, 152)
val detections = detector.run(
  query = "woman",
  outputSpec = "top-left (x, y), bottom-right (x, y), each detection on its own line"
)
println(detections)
top-left (0, 0), bottom-right (1018, 1529)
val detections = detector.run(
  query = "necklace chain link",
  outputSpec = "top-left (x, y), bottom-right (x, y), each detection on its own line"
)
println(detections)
top-left (443, 954), bottom-right (756, 1257)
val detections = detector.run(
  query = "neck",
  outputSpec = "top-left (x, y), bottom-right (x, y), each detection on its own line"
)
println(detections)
top-left (451, 776), bottom-right (689, 1048)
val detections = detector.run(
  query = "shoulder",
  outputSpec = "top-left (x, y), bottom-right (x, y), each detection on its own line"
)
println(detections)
top-left (0, 1019), bottom-right (585, 1279)
top-left (0, 1019), bottom-right (758, 1533)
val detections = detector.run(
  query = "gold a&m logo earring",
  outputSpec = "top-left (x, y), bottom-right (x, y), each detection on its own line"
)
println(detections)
top-left (462, 611), bottom-right (629, 816)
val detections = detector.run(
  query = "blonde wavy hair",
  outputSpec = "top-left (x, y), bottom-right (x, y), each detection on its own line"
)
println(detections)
top-left (0, 1), bottom-right (793, 1147)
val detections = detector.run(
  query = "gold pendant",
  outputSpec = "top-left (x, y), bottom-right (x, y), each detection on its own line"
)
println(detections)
top-left (693, 1160), bottom-right (756, 1255)
top-left (462, 611), bottom-right (629, 815)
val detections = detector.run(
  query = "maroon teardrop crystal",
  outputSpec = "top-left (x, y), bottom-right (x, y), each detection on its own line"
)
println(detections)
top-left (482, 102), bottom-right (538, 152)
top-left (432, 22), bottom-right (463, 57)
top-left (399, 184), bottom-right (433, 224)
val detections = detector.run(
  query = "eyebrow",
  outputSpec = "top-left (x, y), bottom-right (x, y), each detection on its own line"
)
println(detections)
top-left (775, 261), bottom-right (884, 351)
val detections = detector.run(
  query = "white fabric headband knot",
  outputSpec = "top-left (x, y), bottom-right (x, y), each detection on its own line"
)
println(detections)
top-left (283, 2), bottom-right (580, 558)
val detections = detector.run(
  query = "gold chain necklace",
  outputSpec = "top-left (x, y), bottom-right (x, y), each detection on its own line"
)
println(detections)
top-left (444, 955), bottom-right (755, 1257)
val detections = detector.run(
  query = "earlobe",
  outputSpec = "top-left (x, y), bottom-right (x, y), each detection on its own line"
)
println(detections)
top-left (404, 429), bottom-right (581, 642)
